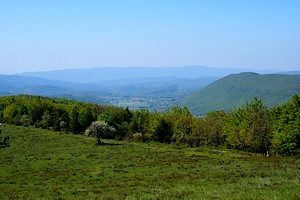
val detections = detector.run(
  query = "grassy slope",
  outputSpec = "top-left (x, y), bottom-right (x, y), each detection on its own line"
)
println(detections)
top-left (0, 125), bottom-right (300, 199)
top-left (181, 73), bottom-right (300, 115)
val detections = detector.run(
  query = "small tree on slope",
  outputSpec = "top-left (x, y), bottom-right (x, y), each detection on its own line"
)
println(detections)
top-left (85, 121), bottom-right (115, 145)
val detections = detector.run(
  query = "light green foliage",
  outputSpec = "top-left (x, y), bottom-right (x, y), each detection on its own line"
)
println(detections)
top-left (224, 97), bottom-right (272, 154)
top-left (1, 94), bottom-right (300, 156)
top-left (167, 107), bottom-right (194, 144)
top-left (0, 95), bottom-right (101, 133)
top-left (271, 94), bottom-right (300, 155)
top-left (97, 112), bottom-right (115, 126)
top-left (130, 110), bottom-right (150, 135)
top-left (59, 120), bottom-right (67, 131)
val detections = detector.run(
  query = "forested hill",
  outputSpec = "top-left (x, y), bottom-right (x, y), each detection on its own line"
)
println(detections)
top-left (1, 94), bottom-right (300, 156)
top-left (181, 72), bottom-right (300, 115)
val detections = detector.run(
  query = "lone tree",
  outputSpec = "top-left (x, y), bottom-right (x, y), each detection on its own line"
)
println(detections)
top-left (0, 123), bottom-right (10, 148)
top-left (85, 121), bottom-right (115, 145)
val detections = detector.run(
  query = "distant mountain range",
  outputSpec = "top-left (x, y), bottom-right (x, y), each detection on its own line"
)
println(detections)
top-left (18, 66), bottom-right (280, 83)
top-left (181, 72), bottom-right (300, 115)
top-left (1, 66), bottom-right (300, 112)
top-left (0, 75), bottom-right (217, 97)
top-left (0, 75), bottom-right (111, 104)
top-left (0, 70), bottom-right (219, 110)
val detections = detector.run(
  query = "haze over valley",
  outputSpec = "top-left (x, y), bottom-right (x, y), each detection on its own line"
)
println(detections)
top-left (0, 66), bottom-right (299, 114)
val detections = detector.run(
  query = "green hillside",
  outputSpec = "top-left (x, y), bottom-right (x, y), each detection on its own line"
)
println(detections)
top-left (181, 72), bottom-right (300, 115)
top-left (1, 124), bottom-right (300, 199)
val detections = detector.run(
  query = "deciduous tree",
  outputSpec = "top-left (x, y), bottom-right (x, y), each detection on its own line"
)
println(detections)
top-left (224, 97), bottom-right (272, 154)
top-left (85, 121), bottom-right (115, 144)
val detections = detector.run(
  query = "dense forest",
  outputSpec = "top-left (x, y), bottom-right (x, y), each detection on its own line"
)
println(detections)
top-left (0, 94), bottom-right (299, 156)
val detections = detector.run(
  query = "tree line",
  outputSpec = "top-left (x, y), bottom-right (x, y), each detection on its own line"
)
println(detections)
top-left (0, 94), bottom-right (299, 156)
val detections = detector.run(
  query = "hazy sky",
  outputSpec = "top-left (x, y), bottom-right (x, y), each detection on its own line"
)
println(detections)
top-left (1, 0), bottom-right (299, 74)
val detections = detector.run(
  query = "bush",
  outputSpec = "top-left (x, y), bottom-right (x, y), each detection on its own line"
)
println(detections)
top-left (85, 121), bottom-right (115, 145)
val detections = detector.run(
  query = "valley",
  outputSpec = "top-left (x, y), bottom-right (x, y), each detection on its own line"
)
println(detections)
top-left (1, 66), bottom-right (300, 114)
top-left (106, 96), bottom-right (182, 111)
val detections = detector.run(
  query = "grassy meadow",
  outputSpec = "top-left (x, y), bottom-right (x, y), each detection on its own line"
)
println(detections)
top-left (0, 124), bottom-right (300, 199)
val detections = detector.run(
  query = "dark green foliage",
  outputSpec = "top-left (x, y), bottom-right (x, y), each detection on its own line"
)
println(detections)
top-left (202, 111), bottom-right (227, 146)
top-left (0, 125), bottom-right (10, 148)
top-left (78, 107), bottom-right (94, 132)
top-left (153, 117), bottom-right (172, 143)
top-left (70, 105), bottom-right (82, 134)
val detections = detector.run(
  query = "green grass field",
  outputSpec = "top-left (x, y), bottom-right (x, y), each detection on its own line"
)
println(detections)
top-left (1, 124), bottom-right (300, 199)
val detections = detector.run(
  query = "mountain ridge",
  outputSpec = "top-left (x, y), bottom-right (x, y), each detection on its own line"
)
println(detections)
top-left (181, 72), bottom-right (300, 115)
top-left (18, 66), bottom-right (280, 83)
top-left (0, 74), bottom-right (218, 110)
top-left (3, 66), bottom-right (300, 112)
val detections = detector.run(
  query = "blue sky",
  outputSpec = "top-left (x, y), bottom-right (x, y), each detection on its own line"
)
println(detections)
top-left (1, 0), bottom-right (299, 74)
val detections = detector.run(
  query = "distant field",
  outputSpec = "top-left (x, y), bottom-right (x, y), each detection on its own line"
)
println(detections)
top-left (1, 125), bottom-right (300, 199)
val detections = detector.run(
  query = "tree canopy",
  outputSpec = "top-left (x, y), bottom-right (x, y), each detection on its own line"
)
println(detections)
top-left (1, 94), bottom-right (300, 156)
